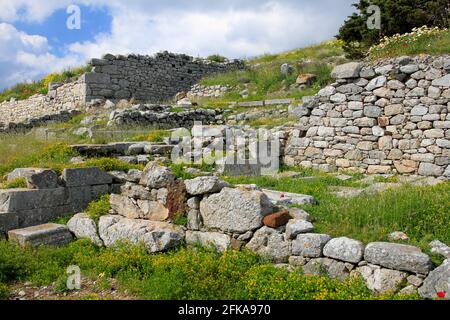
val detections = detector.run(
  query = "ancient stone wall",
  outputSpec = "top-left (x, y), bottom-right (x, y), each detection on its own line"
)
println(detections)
top-left (0, 79), bottom-right (86, 131)
top-left (0, 167), bottom-right (113, 234)
top-left (84, 52), bottom-right (244, 102)
top-left (0, 52), bottom-right (244, 130)
top-left (285, 55), bottom-right (450, 178)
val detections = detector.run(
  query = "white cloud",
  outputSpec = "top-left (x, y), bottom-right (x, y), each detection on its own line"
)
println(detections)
top-left (0, 22), bottom-right (83, 90)
top-left (0, 0), bottom-right (355, 89)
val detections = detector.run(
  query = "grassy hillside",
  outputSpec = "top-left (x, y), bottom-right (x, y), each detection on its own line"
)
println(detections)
top-left (0, 65), bottom-right (91, 104)
top-left (199, 40), bottom-right (347, 103)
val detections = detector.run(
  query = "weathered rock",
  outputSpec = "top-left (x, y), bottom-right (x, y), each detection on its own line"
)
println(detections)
top-left (67, 213), bottom-right (103, 246)
top-left (246, 226), bottom-right (291, 263)
top-left (166, 180), bottom-right (188, 218)
top-left (200, 187), bottom-right (273, 233)
top-left (187, 209), bottom-right (202, 231)
top-left (261, 189), bottom-right (316, 206)
top-left (323, 237), bottom-right (365, 263)
top-left (139, 161), bottom-right (176, 189)
top-left (185, 176), bottom-right (229, 195)
top-left (98, 215), bottom-right (184, 253)
top-left (292, 233), bottom-right (331, 258)
top-left (8, 223), bottom-right (73, 247)
top-left (418, 261), bottom-right (450, 300)
top-left (185, 231), bottom-right (231, 252)
top-left (62, 167), bottom-right (112, 187)
top-left (331, 62), bottom-right (363, 79)
top-left (288, 208), bottom-right (314, 222)
top-left (285, 219), bottom-right (315, 240)
top-left (429, 240), bottom-right (450, 259)
top-left (355, 265), bottom-right (408, 293)
top-left (263, 210), bottom-right (292, 228)
top-left (365, 242), bottom-right (432, 274)
top-left (120, 182), bottom-right (153, 200)
top-left (388, 231), bottom-right (410, 241)
top-left (303, 258), bottom-right (353, 280)
top-left (7, 168), bottom-right (59, 189)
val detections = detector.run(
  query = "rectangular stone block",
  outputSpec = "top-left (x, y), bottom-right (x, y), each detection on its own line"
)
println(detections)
top-left (62, 167), bottom-right (112, 187)
top-left (237, 101), bottom-right (264, 107)
top-left (264, 98), bottom-right (294, 105)
top-left (8, 223), bottom-right (73, 247)
top-left (0, 212), bottom-right (19, 234)
top-left (67, 186), bottom-right (93, 212)
top-left (16, 206), bottom-right (73, 228)
top-left (0, 188), bottom-right (69, 212)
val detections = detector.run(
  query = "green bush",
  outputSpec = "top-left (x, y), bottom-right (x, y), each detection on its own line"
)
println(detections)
top-left (0, 283), bottom-right (9, 299)
top-left (81, 158), bottom-right (143, 172)
top-left (207, 54), bottom-right (227, 63)
top-left (1, 177), bottom-right (27, 189)
top-left (86, 195), bottom-right (111, 222)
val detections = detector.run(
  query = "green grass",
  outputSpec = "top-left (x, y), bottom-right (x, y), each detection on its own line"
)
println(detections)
top-left (0, 65), bottom-right (91, 103)
top-left (368, 28), bottom-right (450, 60)
top-left (86, 195), bottom-right (111, 223)
top-left (1, 177), bottom-right (27, 189)
top-left (0, 240), bottom-right (417, 300)
top-left (223, 173), bottom-right (449, 256)
top-left (197, 41), bottom-right (345, 106)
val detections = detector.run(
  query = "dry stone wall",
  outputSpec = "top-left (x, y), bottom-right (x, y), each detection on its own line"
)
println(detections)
top-left (285, 55), bottom-right (450, 178)
top-left (0, 80), bottom-right (86, 131)
top-left (85, 52), bottom-right (244, 102)
top-left (0, 52), bottom-right (244, 131)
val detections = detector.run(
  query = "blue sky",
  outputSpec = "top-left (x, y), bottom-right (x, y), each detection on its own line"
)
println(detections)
top-left (0, 0), bottom-right (356, 90)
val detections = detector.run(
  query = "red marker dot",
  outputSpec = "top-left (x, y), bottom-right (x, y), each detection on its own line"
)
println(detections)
top-left (437, 291), bottom-right (446, 298)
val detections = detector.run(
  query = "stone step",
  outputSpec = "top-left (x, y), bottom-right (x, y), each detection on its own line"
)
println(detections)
top-left (8, 223), bottom-right (73, 247)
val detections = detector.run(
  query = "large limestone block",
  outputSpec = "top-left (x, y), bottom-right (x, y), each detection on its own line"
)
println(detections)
top-left (185, 231), bottom-right (231, 252)
top-left (331, 62), bottom-right (363, 79)
top-left (62, 167), bottom-right (112, 187)
top-left (7, 168), bottom-right (59, 189)
top-left (185, 176), bottom-right (229, 195)
top-left (355, 265), bottom-right (408, 293)
top-left (292, 233), bottom-right (331, 258)
top-left (139, 161), bottom-right (176, 189)
top-left (323, 237), bottom-right (365, 263)
top-left (8, 223), bottom-right (73, 247)
top-left (246, 226), bottom-right (291, 263)
top-left (419, 261), bottom-right (450, 300)
top-left (0, 188), bottom-right (69, 212)
top-left (303, 258), bottom-right (353, 280)
top-left (98, 215), bottom-right (184, 253)
top-left (110, 194), bottom-right (169, 221)
top-left (365, 242), bottom-right (432, 274)
top-left (67, 213), bottom-right (103, 246)
top-left (200, 187), bottom-right (273, 233)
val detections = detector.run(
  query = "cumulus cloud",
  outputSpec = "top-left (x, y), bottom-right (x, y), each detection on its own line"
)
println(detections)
top-left (0, 22), bottom-right (83, 90)
top-left (0, 0), bottom-right (355, 89)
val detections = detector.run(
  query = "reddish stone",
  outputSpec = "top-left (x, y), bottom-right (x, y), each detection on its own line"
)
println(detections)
top-left (378, 116), bottom-right (389, 127)
top-left (263, 210), bottom-right (292, 228)
top-left (166, 180), bottom-right (188, 219)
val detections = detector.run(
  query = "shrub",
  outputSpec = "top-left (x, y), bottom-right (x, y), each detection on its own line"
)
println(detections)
top-left (81, 158), bottom-right (143, 172)
top-left (86, 195), bottom-right (111, 222)
top-left (207, 54), bottom-right (227, 63)
top-left (1, 177), bottom-right (27, 189)
top-left (0, 283), bottom-right (9, 299)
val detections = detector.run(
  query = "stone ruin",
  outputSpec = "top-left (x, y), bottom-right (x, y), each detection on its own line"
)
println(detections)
top-left (3, 162), bottom-right (448, 299)
top-left (0, 51), bottom-right (244, 132)
top-left (286, 55), bottom-right (450, 178)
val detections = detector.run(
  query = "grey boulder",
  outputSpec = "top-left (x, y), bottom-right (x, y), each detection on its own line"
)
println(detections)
top-left (185, 231), bottom-right (231, 252)
top-left (418, 261), bottom-right (450, 300)
top-left (292, 233), bottom-right (331, 258)
top-left (331, 62), bottom-right (363, 79)
top-left (364, 242), bottom-right (432, 274)
top-left (200, 187), bottom-right (273, 233)
top-left (139, 161), bottom-right (175, 189)
top-left (99, 215), bottom-right (184, 253)
top-left (323, 237), bottom-right (365, 263)
top-left (246, 226), bottom-right (291, 263)
top-left (185, 176), bottom-right (229, 195)
top-left (67, 213), bottom-right (103, 246)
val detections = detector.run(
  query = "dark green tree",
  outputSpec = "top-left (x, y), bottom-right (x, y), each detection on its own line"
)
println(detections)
top-left (338, 0), bottom-right (450, 58)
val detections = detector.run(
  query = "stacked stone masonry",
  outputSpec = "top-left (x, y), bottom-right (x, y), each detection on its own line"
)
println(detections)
top-left (57, 162), bottom-right (449, 299)
top-left (0, 52), bottom-right (244, 130)
top-left (0, 167), bottom-right (113, 235)
top-left (285, 55), bottom-right (450, 178)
